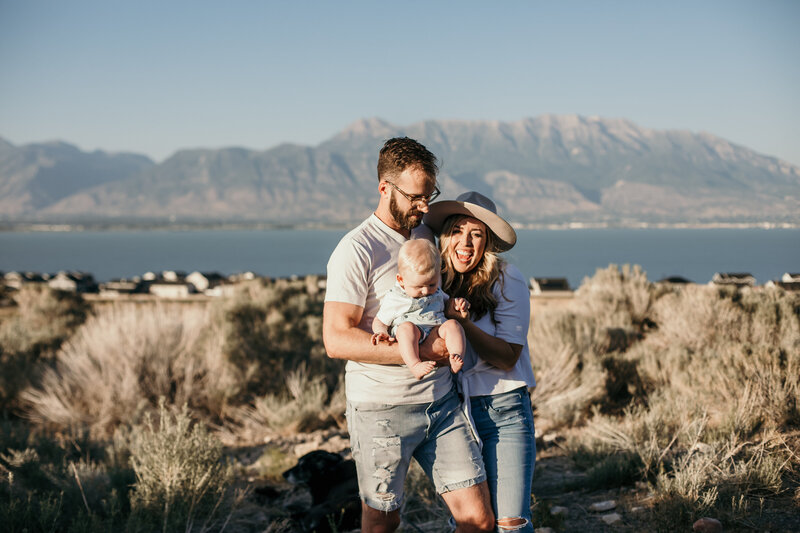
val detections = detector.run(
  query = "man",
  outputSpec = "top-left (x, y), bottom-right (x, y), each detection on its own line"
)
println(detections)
top-left (323, 137), bottom-right (494, 533)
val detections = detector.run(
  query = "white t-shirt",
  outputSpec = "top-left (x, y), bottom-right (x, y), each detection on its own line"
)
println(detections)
top-left (461, 263), bottom-right (537, 397)
top-left (325, 214), bottom-right (451, 404)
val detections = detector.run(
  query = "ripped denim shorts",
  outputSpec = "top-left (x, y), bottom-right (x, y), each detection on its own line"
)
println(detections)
top-left (346, 385), bottom-right (486, 512)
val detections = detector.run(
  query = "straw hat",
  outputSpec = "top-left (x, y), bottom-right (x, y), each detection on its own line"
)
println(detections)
top-left (423, 191), bottom-right (517, 252)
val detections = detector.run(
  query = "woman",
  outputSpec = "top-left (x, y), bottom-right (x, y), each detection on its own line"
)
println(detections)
top-left (424, 191), bottom-right (537, 533)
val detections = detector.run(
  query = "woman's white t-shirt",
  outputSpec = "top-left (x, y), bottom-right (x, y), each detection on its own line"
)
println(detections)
top-left (461, 263), bottom-right (536, 397)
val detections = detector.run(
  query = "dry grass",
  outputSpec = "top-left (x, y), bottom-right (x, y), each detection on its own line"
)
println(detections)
top-left (534, 266), bottom-right (800, 530)
top-left (4, 268), bottom-right (798, 531)
top-left (21, 302), bottom-right (243, 437)
top-left (0, 285), bottom-right (89, 413)
top-left (230, 364), bottom-right (342, 439)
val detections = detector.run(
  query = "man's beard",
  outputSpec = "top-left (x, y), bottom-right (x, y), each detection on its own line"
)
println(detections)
top-left (389, 192), bottom-right (423, 231)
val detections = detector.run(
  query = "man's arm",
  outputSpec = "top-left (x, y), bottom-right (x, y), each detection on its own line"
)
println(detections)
top-left (323, 301), bottom-right (448, 363)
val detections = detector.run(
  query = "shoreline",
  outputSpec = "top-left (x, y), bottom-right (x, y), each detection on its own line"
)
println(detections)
top-left (2, 220), bottom-right (799, 233)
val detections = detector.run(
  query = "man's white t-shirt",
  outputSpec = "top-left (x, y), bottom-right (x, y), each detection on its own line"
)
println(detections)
top-left (325, 214), bottom-right (452, 405)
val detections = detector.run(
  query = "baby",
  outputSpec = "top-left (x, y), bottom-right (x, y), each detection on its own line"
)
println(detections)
top-left (372, 239), bottom-right (468, 379)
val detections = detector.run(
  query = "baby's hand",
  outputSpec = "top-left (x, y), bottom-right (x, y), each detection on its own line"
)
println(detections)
top-left (371, 332), bottom-right (393, 345)
top-left (446, 297), bottom-right (471, 321)
top-left (453, 298), bottom-right (470, 313)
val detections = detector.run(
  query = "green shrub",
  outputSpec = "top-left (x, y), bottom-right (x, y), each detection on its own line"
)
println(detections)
top-left (127, 401), bottom-right (239, 533)
top-left (0, 423), bottom-right (133, 533)
top-left (223, 278), bottom-right (339, 397)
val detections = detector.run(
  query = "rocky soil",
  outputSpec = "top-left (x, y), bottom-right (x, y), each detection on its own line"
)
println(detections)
top-left (227, 427), bottom-right (799, 533)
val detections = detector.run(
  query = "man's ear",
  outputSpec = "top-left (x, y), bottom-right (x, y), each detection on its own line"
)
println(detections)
top-left (378, 180), bottom-right (389, 199)
top-left (396, 272), bottom-right (403, 285)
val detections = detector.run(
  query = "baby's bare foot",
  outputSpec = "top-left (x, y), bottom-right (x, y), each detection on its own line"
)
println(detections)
top-left (411, 361), bottom-right (436, 379)
top-left (450, 354), bottom-right (463, 374)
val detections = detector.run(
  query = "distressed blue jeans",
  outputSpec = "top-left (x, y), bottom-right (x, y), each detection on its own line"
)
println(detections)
top-left (470, 387), bottom-right (536, 532)
top-left (346, 385), bottom-right (486, 512)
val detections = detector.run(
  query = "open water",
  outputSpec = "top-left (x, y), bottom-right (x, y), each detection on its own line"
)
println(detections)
top-left (1, 228), bottom-right (798, 289)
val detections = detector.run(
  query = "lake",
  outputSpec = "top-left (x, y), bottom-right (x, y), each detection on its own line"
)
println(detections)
top-left (1, 228), bottom-right (798, 288)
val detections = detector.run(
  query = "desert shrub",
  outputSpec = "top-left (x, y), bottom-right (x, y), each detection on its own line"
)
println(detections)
top-left (0, 285), bottom-right (89, 413)
top-left (22, 302), bottom-right (242, 437)
top-left (20, 277), bottom-right (346, 438)
top-left (537, 267), bottom-right (800, 530)
top-left (580, 451), bottom-right (643, 490)
top-left (232, 364), bottom-right (341, 438)
top-left (649, 432), bottom-right (787, 531)
top-left (577, 264), bottom-right (660, 331)
top-left (530, 344), bottom-right (605, 428)
top-left (127, 401), bottom-right (241, 533)
top-left (637, 286), bottom-right (800, 431)
top-left (0, 283), bottom-right (14, 307)
top-left (530, 265), bottom-right (673, 428)
top-left (248, 446), bottom-right (296, 482)
top-left (571, 396), bottom-right (792, 530)
top-left (223, 278), bottom-right (337, 397)
top-left (0, 424), bottom-right (134, 533)
top-left (1, 404), bottom-right (246, 533)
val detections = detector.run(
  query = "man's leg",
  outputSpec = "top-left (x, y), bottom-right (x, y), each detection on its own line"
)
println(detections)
top-left (361, 503), bottom-right (400, 533)
top-left (413, 387), bottom-right (494, 532)
top-left (440, 480), bottom-right (494, 533)
top-left (347, 400), bottom-right (429, 533)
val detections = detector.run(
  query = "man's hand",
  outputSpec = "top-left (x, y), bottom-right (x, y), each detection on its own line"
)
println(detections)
top-left (419, 326), bottom-right (449, 364)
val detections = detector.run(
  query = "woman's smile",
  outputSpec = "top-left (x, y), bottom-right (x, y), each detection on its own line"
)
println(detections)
top-left (447, 216), bottom-right (487, 273)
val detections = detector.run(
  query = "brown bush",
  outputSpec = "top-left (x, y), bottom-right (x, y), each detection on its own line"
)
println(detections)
top-left (0, 285), bottom-right (89, 413)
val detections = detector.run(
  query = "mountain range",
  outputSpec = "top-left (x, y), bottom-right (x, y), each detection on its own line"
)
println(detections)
top-left (2, 115), bottom-right (799, 226)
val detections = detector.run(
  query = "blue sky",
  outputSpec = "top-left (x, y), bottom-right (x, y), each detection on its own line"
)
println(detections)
top-left (1, 1), bottom-right (798, 165)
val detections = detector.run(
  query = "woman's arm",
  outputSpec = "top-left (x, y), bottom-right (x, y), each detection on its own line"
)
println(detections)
top-left (445, 264), bottom-right (529, 371)
top-left (459, 320), bottom-right (523, 371)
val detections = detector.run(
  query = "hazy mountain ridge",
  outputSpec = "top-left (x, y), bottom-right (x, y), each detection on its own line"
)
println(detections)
top-left (2, 115), bottom-right (799, 225)
top-left (0, 139), bottom-right (154, 217)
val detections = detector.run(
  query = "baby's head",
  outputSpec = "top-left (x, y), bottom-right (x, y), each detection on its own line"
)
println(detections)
top-left (397, 239), bottom-right (441, 298)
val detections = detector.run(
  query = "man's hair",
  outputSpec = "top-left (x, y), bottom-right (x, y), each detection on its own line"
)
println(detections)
top-left (398, 239), bottom-right (441, 279)
top-left (377, 137), bottom-right (439, 183)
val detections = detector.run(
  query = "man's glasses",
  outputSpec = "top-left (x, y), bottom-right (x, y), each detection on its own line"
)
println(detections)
top-left (385, 181), bottom-right (440, 206)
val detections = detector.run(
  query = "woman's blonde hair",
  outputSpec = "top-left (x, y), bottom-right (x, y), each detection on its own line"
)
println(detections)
top-left (438, 215), bottom-right (506, 323)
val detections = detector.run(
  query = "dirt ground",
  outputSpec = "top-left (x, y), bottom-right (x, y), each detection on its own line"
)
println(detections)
top-left (234, 427), bottom-right (800, 533)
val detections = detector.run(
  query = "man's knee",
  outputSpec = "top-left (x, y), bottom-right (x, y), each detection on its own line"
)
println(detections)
top-left (468, 512), bottom-right (496, 532)
top-left (444, 483), bottom-right (495, 532)
top-left (456, 511), bottom-right (495, 532)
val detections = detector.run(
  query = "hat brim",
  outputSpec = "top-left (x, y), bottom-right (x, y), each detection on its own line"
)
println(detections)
top-left (424, 200), bottom-right (516, 252)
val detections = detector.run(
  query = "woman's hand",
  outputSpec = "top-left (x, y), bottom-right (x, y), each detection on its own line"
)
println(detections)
top-left (446, 297), bottom-right (471, 322)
